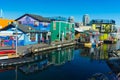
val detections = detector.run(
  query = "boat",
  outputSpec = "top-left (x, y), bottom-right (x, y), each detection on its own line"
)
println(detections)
top-left (0, 50), bottom-right (16, 54)
top-left (0, 50), bottom-right (18, 60)
top-left (84, 42), bottom-right (100, 48)
top-left (84, 42), bottom-right (92, 48)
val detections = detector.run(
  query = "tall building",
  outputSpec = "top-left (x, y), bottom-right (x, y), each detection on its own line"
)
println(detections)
top-left (83, 14), bottom-right (90, 26)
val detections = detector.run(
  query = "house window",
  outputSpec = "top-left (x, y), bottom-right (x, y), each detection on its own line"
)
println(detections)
top-left (43, 22), bottom-right (48, 27)
top-left (26, 16), bottom-right (31, 24)
top-left (30, 33), bottom-right (36, 42)
top-left (66, 27), bottom-right (69, 30)
top-left (53, 22), bottom-right (56, 30)
top-left (18, 21), bottom-right (22, 24)
top-left (34, 21), bottom-right (39, 27)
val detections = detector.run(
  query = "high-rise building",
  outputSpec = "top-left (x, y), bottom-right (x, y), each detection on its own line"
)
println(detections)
top-left (83, 14), bottom-right (90, 26)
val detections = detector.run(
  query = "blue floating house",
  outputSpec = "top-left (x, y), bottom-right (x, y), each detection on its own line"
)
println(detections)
top-left (2, 23), bottom-right (39, 46)
top-left (15, 14), bottom-right (51, 43)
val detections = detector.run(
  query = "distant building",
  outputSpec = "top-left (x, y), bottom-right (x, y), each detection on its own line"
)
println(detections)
top-left (75, 22), bottom-right (83, 28)
top-left (91, 19), bottom-right (116, 41)
top-left (68, 16), bottom-right (74, 23)
top-left (91, 19), bottom-right (116, 32)
top-left (83, 14), bottom-right (90, 26)
top-left (47, 16), bottom-right (67, 22)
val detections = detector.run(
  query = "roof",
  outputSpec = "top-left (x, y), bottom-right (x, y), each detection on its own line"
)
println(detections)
top-left (12, 24), bottom-right (39, 33)
top-left (0, 31), bottom-right (15, 36)
top-left (75, 28), bottom-right (84, 32)
top-left (0, 18), bottom-right (14, 29)
top-left (91, 19), bottom-right (115, 24)
top-left (15, 14), bottom-right (50, 22)
top-left (47, 16), bottom-right (67, 21)
top-left (2, 23), bottom-right (39, 33)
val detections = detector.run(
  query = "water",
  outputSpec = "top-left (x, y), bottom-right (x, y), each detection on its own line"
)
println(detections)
top-left (0, 44), bottom-right (120, 80)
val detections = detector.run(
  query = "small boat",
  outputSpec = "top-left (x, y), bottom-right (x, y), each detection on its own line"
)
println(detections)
top-left (84, 42), bottom-right (98, 48)
top-left (84, 42), bottom-right (92, 48)
top-left (0, 50), bottom-right (16, 54)
top-left (0, 50), bottom-right (18, 60)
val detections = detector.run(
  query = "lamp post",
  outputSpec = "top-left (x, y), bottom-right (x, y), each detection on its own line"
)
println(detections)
top-left (13, 22), bottom-right (18, 56)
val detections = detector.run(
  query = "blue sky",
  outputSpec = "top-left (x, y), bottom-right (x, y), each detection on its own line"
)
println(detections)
top-left (0, 0), bottom-right (120, 25)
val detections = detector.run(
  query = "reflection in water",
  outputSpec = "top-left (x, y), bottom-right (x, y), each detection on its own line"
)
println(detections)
top-left (80, 44), bottom-right (120, 80)
top-left (0, 44), bottom-right (120, 80)
top-left (80, 44), bottom-right (120, 61)
top-left (106, 58), bottom-right (120, 79)
top-left (80, 44), bottom-right (110, 60)
top-left (18, 47), bottom-right (74, 74)
top-left (50, 48), bottom-right (74, 66)
top-left (0, 67), bottom-right (15, 72)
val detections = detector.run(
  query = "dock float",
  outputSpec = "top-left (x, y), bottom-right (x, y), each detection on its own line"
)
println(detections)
top-left (32, 41), bottom-right (75, 53)
top-left (0, 57), bottom-right (36, 67)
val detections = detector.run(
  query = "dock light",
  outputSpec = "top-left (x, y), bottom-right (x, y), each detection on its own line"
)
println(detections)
top-left (13, 21), bottom-right (18, 56)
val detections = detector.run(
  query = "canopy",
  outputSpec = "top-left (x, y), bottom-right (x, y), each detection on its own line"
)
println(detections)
top-left (0, 31), bottom-right (22, 36)
top-left (75, 28), bottom-right (84, 32)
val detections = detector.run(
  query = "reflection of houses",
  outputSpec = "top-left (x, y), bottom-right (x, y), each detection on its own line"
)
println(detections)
top-left (16, 14), bottom-right (50, 43)
top-left (91, 19), bottom-right (117, 43)
top-left (50, 21), bottom-right (75, 42)
top-left (19, 47), bottom-right (74, 74)
top-left (80, 47), bottom-right (90, 57)
top-left (80, 45), bottom-right (109, 60)
top-left (2, 23), bottom-right (38, 46)
top-left (50, 47), bottom-right (74, 66)
top-left (19, 59), bottom-right (49, 74)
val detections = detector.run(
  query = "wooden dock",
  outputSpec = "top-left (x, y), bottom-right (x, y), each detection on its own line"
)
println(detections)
top-left (16, 40), bottom-right (76, 56)
top-left (0, 41), bottom-right (76, 57)
top-left (32, 41), bottom-right (75, 53)
top-left (0, 57), bottom-right (34, 67)
top-left (0, 56), bottom-right (48, 67)
top-left (0, 41), bottom-right (76, 67)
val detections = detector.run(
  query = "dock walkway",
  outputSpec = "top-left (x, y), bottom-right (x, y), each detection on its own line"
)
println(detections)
top-left (0, 40), bottom-right (76, 67)
top-left (0, 40), bottom-right (76, 56)
top-left (0, 57), bottom-right (36, 67)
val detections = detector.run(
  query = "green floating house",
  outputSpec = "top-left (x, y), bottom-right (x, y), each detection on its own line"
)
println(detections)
top-left (50, 21), bottom-right (75, 42)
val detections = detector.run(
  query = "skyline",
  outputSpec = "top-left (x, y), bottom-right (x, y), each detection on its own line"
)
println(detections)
top-left (0, 0), bottom-right (120, 25)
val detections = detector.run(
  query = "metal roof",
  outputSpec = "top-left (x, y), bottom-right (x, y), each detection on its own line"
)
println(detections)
top-left (15, 14), bottom-right (50, 22)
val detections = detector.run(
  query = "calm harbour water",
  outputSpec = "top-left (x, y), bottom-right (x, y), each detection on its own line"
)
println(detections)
top-left (0, 43), bottom-right (120, 80)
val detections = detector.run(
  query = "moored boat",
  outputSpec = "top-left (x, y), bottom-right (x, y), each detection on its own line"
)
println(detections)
top-left (0, 50), bottom-right (18, 60)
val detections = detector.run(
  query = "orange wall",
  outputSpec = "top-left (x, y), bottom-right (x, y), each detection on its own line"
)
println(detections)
top-left (0, 18), bottom-right (14, 29)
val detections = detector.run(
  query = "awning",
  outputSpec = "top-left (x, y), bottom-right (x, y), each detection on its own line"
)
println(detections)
top-left (0, 31), bottom-right (22, 36)
top-left (75, 28), bottom-right (84, 32)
